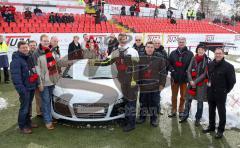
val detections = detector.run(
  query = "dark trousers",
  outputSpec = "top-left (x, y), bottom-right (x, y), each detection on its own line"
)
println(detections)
top-left (125, 100), bottom-right (137, 128)
top-left (183, 98), bottom-right (203, 120)
top-left (208, 99), bottom-right (226, 132)
top-left (121, 84), bottom-right (138, 128)
top-left (139, 91), bottom-right (160, 122)
top-left (0, 67), bottom-right (9, 82)
top-left (18, 90), bottom-right (35, 129)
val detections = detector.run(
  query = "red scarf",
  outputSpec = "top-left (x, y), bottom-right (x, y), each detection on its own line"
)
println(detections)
top-left (41, 45), bottom-right (58, 76)
top-left (188, 55), bottom-right (207, 96)
top-left (195, 54), bottom-right (204, 64)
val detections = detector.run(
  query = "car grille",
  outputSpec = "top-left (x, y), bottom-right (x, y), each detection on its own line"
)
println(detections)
top-left (73, 103), bottom-right (109, 119)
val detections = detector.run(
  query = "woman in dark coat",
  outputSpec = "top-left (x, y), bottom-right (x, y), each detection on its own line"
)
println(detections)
top-left (179, 44), bottom-right (210, 126)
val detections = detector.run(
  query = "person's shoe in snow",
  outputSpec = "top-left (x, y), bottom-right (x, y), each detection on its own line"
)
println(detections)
top-left (168, 113), bottom-right (176, 118)
top-left (179, 116), bottom-right (188, 123)
top-left (159, 112), bottom-right (164, 115)
top-left (136, 118), bottom-right (146, 124)
top-left (179, 112), bottom-right (185, 118)
top-left (202, 127), bottom-right (215, 133)
top-left (123, 124), bottom-right (135, 132)
top-left (195, 119), bottom-right (201, 127)
top-left (151, 119), bottom-right (159, 127)
top-left (215, 131), bottom-right (223, 139)
top-left (4, 80), bottom-right (9, 84)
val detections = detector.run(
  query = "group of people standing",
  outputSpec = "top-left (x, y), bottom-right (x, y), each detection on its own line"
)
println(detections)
top-left (0, 33), bottom-right (236, 139)
top-left (100, 34), bottom-right (236, 139)
top-left (9, 34), bottom-right (71, 134)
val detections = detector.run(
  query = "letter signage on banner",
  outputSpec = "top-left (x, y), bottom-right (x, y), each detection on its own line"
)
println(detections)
top-left (205, 35), bottom-right (215, 42)
top-left (166, 35), bottom-right (179, 44)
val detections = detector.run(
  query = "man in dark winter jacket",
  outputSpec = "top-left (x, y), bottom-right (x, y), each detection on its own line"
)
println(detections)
top-left (153, 39), bottom-right (168, 60)
top-left (107, 33), bottom-right (119, 55)
top-left (24, 8), bottom-right (32, 20)
top-left (68, 36), bottom-right (83, 60)
top-left (153, 38), bottom-right (168, 114)
top-left (133, 35), bottom-right (145, 54)
top-left (48, 12), bottom-right (56, 23)
top-left (10, 41), bottom-right (39, 134)
top-left (203, 48), bottom-right (236, 139)
top-left (136, 41), bottom-right (167, 127)
top-left (120, 6), bottom-right (126, 16)
top-left (168, 37), bottom-right (193, 118)
top-left (129, 4), bottom-right (135, 16)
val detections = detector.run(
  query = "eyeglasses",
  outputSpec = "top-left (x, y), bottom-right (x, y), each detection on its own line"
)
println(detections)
top-left (135, 40), bottom-right (141, 41)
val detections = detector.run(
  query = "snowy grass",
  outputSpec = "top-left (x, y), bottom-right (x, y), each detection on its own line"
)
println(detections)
top-left (0, 97), bottom-right (8, 110)
top-left (161, 73), bottom-right (240, 130)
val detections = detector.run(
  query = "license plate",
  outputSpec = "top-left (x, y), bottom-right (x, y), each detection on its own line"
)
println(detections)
top-left (76, 107), bottom-right (105, 114)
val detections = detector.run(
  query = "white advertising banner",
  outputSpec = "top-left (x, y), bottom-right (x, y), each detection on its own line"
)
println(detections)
top-left (2, 33), bottom-right (239, 61)
top-left (104, 4), bottom-right (182, 18)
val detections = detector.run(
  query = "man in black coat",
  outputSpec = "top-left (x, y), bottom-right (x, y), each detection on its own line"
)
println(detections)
top-left (107, 33), bottom-right (119, 55)
top-left (168, 37), bottom-right (193, 118)
top-left (129, 5), bottom-right (135, 16)
top-left (24, 8), bottom-right (32, 20)
top-left (133, 35), bottom-right (145, 54)
top-left (48, 12), bottom-right (56, 23)
top-left (203, 48), bottom-right (236, 139)
top-left (68, 36), bottom-right (83, 60)
top-left (153, 38), bottom-right (168, 114)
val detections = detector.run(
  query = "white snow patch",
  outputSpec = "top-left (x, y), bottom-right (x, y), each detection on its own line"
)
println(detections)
top-left (0, 97), bottom-right (8, 110)
top-left (226, 60), bottom-right (240, 69)
top-left (237, 58), bottom-right (240, 62)
top-left (161, 73), bottom-right (240, 129)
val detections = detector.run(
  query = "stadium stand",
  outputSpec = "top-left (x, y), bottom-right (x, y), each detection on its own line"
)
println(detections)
top-left (112, 15), bottom-right (235, 33)
top-left (0, 12), bottom-right (122, 33)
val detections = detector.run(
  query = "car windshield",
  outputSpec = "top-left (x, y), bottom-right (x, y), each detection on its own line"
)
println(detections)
top-left (62, 59), bottom-right (118, 80)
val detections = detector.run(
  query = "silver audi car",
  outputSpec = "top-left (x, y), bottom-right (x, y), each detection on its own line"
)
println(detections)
top-left (52, 59), bottom-right (127, 122)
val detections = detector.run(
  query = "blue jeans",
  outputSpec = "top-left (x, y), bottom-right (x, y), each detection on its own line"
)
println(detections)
top-left (18, 90), bottom-right (35, 129)
top-left (40, 85), bottom-right (55, 124)
top-left (183, 98), bottom-right (203, 120)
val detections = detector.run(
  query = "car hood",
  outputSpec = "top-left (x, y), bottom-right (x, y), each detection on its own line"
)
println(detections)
top-left (54, 78), bottom-right (122, 105)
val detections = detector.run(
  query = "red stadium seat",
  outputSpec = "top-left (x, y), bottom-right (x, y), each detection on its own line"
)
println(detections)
top-left (12, 27), bottom-right (21, 33)
top-left (20, 27), bottom-right (28, 33)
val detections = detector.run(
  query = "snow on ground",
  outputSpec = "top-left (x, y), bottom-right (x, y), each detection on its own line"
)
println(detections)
top-left (161, 73), bottom-right (240, 129)
top-left (237, 58), bottom-right (240, 62)
top-left (0, 98), bottom-right (8, 110)
top-left (228, 49), bottom-right (240, 55)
